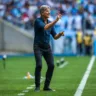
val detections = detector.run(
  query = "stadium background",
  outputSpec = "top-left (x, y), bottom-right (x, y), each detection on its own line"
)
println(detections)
top-left (0, 0), bottom-right (96, 56)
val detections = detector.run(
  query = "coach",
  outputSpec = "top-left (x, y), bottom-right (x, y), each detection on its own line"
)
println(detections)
top-left (34, 5), bottom-right (64, 92)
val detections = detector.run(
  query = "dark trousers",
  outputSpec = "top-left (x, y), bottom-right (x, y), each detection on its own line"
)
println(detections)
top-left (85, 45), bottom-right (91, 55)
top-left (34, 44), bottom-right (54, 88)
top-left (77, 43), bottom-right (83, 55)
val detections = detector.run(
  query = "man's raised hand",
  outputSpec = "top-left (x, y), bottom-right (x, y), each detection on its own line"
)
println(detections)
top-left (59, 31), bottom-right (64, 36)
top-left (56, 14), bottom-right (62, 21)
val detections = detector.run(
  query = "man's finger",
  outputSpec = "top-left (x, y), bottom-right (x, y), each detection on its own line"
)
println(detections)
top-left (61, 32), bottom-right (64, 36)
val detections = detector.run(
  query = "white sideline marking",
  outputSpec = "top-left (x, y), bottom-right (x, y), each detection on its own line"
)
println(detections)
top-left (18, 93), bottom-right (25, 96)
top-left (26, 86), bottom-right (33, 90)
top-left (74, 56), bottom-right (96, 96)
top-left (22, 90), bottom-right (29, 93)
top-left (30, 85), bottom-right (35, 87)
top-left (59, 61), bottom-right (68, 68)
top-left (18, 77), bottom-right (44, 96)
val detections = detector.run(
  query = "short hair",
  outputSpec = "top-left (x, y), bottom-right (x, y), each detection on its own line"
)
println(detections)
top-left (40, 5), bottom-right (50, 14)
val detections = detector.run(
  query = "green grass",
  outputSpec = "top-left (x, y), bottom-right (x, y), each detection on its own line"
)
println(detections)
top-left (0, 56), bottom-right (95, 96)
top-left (82, 56), bottom-right (96, 96)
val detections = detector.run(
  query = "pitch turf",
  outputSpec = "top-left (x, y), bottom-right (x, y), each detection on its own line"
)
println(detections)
top-left (0, 56), bottom-right (96, 96)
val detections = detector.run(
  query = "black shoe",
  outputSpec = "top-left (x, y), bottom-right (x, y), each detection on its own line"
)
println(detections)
top-left (43, 88), bottom-right (55, 91)
top-left (34, 87), bottom-right (40, 92)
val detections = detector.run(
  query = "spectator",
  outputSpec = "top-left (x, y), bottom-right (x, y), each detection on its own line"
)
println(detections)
top-left (22, 12), bottom-right (31, 29)
top-left (73, 12), bottom-right (82, 30)
top-left (83, 33), bottom-right (92, 56)
top-left (76, 29), bottom-right (83, 56)
top-left (85, 12), bottom-right (95, 29)
top-left (4, 11), bottom-right (13, 22)
top-left (85, 1), bottom-right (95, 14)
top-left (0, 3), bottom-right (5, 18)
top-left (67, 13), bottom-right (74, 30)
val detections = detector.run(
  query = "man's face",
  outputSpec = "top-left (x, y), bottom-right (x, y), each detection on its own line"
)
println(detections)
top-left (42, 8), bottom-right (50, 18)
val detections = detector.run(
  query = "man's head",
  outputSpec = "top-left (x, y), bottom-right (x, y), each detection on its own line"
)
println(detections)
top-left (40, 5), bottom-right (50, 18)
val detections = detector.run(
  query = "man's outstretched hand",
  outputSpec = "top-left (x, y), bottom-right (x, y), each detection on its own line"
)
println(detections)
top-left (56, 14), bottom-right (62, 21)
top-left (54, 31), bottom-right (64, 40)
top-left (59, 31), bottom-right (64, 36)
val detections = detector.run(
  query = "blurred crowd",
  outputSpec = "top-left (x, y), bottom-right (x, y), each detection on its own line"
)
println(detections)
top-left (0, 0), bottom-right (96, 30)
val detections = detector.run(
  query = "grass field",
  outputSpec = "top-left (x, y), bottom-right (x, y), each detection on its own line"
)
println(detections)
top-left (0, 56), bottom-right (96, 96)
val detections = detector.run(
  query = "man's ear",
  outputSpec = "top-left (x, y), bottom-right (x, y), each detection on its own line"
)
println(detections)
top-left (41, 12), bottom-right (44, 16)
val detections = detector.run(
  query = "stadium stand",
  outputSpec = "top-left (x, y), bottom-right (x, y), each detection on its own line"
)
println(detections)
top-left (0, 0), bottom-right (95, 31)
top-left (0, 0), bottom-right (96, 55)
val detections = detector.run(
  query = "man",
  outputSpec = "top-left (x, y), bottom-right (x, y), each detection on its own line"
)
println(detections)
top-left (34, 5), bottom-right (64, 92)
top-left (83, 33), bottom-right (92, 56)
top-left (76, 29), bottom-right (83, 56)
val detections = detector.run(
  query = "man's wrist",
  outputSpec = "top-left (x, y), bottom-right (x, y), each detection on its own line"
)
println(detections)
top-left (59, 33), bottom-right (61, 36)
top-left (55, 18), bottom-right (59, 22)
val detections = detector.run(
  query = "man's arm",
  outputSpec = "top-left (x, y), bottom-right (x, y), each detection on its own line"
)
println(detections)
top-left (44, 14), bottom-right (61, 30)
top-left (54, 31), bottom-right (64, 40)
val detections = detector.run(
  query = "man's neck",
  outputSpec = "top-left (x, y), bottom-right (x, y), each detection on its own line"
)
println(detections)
top-left (41, 16), bottom-right (48, 23)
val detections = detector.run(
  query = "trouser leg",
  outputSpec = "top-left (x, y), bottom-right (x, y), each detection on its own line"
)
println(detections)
top-left (34, 47), bottom-right (42, 88)
top-left (43, 49), bottom-right (54, 88)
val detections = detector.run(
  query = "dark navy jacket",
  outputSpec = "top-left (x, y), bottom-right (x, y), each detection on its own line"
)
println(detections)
top-left (34, 17), bottom-right (56, 46)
